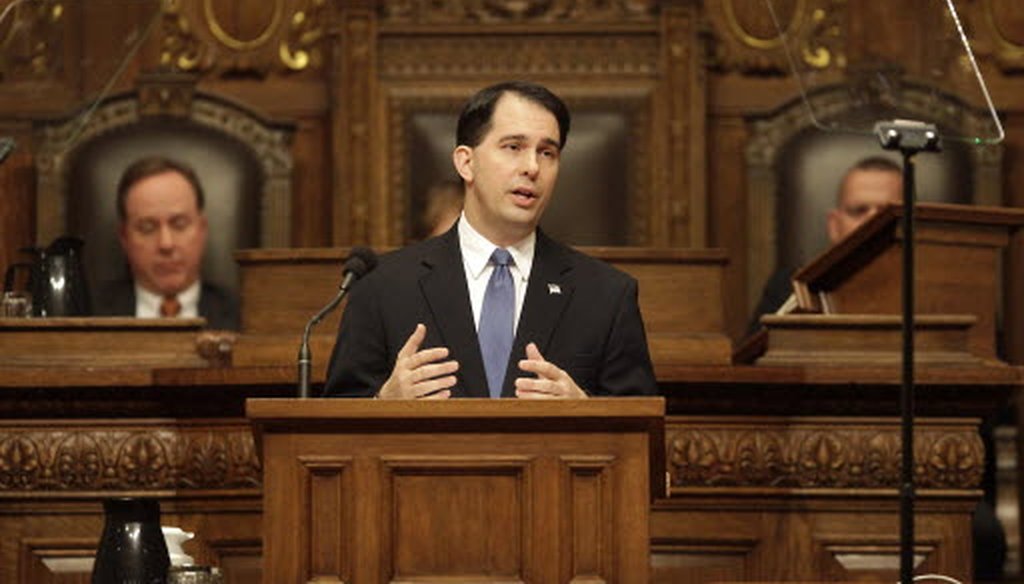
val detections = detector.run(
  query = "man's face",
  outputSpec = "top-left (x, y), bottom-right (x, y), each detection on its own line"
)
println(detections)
top-left (118, 170), bottom-right (208, 296)
top-left (827, 169), bottom-right (902, 243)
top-left (454, 93), bottom-right (561, 246)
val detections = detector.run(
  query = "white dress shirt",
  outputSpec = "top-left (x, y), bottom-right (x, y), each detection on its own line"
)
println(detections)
top-left (457, 213), bottom-right (534, 334)
top-left (134, 280), bottom-right (200, 319)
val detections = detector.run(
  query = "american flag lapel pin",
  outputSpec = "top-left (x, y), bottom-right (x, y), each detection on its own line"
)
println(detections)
top-left (547, 283), bottom-right (562, 295)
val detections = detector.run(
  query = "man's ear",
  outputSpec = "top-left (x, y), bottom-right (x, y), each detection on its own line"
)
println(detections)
top-left (452, 145), bottom-right (473, 182)
top-left (826, 209), bottom-right (841, 244)
top-left (117, 222), bottom-right (129, 250)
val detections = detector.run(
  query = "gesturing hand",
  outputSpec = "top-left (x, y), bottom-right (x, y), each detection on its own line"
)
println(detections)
top-left (514, 343), bottom-right (588, 400)
top-left (377, 324), bottom-right (458, 399)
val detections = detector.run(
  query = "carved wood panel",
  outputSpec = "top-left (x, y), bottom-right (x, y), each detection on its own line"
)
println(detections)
top-left (0, 422), bottom-right (259, 492)
top-left (665, 416), bottom-right (983, 491)
top-left (380, 455), bottom-right (533, 581)
top-left (562, 455), bottom-right (615, 583)
top-left (651, 496), bottom-right (973, 583)
top-left (299, 455), bottom-right (355, 582)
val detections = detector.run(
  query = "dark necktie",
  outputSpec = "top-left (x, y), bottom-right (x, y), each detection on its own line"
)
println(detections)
top-left (160, 295), bottom-right (181, 317)
top-left (478, 248), bottom-right (514, 399)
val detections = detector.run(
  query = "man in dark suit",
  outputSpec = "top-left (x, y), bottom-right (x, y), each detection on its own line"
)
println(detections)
top-left (747, 156), bottom-right (903, 333)
top-left (93, 156), bottom-right (239, 330)
top-left (325, 81), bottom-right (657, 399)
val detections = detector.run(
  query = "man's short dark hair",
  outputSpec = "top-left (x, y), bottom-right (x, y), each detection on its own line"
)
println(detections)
top-left (848, 156), bottom-right (902, 176)
top-left (836, 156), bottom-right (903, 204)
top-left (456, 81), bottom-right (571, 149)
top-left (116, 156), bottom-right (205, 221)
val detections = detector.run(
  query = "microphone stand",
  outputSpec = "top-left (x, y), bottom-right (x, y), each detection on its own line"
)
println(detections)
top-left (874, 119), bottom-right (941, 584)
top-left (297, 274), bottom-right (354, 398)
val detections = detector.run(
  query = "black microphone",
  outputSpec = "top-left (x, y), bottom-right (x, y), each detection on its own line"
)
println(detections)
top-left (0, 138), bottom-right (15, 165)
top-left (298, 247), bottom-right (377, 398)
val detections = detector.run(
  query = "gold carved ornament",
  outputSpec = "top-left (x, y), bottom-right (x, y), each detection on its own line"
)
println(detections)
top-left (159, 0), bottom-right (326, 74)
top-left (0, 0), bottom-right (63, 80)
top-left (982, 0), bottom-right (1024, 72)
top-left (710, 0), bottom-right (844, 74)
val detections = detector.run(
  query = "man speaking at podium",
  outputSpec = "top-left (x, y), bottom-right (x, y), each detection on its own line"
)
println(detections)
top-left (324, 81), bottom-right (657, 399)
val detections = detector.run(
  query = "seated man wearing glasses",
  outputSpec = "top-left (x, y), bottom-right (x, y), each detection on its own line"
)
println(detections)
top-left (748, 156), bottom-right (902, 330)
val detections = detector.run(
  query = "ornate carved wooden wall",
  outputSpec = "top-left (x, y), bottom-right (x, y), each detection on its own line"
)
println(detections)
top-left (1, 0), bottom-right (1023, 349)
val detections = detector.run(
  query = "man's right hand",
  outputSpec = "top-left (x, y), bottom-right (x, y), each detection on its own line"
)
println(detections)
top-left (377, 323), bottom-right (458, 399)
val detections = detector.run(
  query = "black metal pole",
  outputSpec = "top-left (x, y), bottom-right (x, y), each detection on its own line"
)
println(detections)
top-left (873, 119), bottom-right (939, 584)
top-left (899, 152), bottom-right (916, 584)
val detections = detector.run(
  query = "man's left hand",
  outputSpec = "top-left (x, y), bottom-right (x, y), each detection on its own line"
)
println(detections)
top-left (515, 342), bottom-right (588, 399)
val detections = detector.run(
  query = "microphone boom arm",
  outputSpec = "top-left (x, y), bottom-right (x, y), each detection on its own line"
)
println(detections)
top-left (297, 282), bottom-right (349, 399)
top-left (297, 247), bottom-right (376, 399)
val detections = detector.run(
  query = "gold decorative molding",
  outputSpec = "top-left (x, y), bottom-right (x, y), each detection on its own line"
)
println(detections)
top-left (665, 418), bottom-right (983, 491)
top-left (379, 0), bottom-right (658, 24)
top-left (0, 424), bottom-right (259, 492)
top-left (0, 0), bottom-right (64, 81)
top-left (378, 35), bottom-right (659, 79)
top-left (980, 0), bottom-right (1024, 73)
top-left (204, 0), bottom-right (283, 51)
top-left (706, 0), bottom-right (845, 74)
top-left (159, 0), bottom-right (329, 75)
top-left (280, 0), bottom-right (328, 71)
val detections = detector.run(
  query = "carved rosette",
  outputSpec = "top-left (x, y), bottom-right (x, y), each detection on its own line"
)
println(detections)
top-left (0, 425), bottom-right (260, 492)
top-left (705, 0), bottom-right (846, 74)
top-left (380, 0), bottom-right (658, 24)
top-left (667, 421), bottom-right (983, 490)
top-left (0, 0), bottom-right (64, 81)
top-left (159, 0), bottom-right (330, 75)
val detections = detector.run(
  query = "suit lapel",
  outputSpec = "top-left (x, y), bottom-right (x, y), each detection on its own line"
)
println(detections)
top-left (418, 229), bottom-right (490, 398)
top-left (502, 231), bottom-right (574, 396)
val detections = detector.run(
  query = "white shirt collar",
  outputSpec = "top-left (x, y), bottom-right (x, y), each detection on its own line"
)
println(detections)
top-left (135, 280), bottom-right (201, 318)
top-left (457, 212), bottom-right (535, 282)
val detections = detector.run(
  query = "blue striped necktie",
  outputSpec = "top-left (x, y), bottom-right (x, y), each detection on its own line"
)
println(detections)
top-left (478, 248), bottom-right (514, 398)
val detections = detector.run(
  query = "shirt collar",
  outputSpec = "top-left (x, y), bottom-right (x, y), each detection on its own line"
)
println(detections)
top-left (457, 212), bottom-right (535, 282)
top-left (136, 280), bottom-right (201, 314)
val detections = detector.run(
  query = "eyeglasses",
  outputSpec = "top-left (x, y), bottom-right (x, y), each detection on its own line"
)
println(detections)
top-left (841, 203), bottom-right (884, 219)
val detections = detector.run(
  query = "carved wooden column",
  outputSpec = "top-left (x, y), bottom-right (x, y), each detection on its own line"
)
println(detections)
top-left (660, 1), bottom-right (706, 248)
top-left (332, 0), bottom-right (378, 246)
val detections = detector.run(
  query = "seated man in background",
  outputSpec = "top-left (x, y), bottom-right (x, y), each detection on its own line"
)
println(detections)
top-left (748, 156), bottom-right (902, 330)
top-left (93, 156), bottom-right (239, 330)
top-left (418, 179), bottom-right (465, 240)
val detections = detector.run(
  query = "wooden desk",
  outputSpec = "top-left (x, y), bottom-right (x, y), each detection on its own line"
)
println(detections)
top-left (0, 360), bottom-right (1016, 583)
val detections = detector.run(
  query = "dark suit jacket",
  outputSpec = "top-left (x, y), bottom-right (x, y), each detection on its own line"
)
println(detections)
top-left (324, 226), bottom-right (658, 398)
top-left (93, 279), bottom-right (240, 331)
top-left (746, 265), bottom-right (795, 335)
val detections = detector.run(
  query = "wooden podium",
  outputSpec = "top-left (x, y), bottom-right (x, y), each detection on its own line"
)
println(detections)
top-left (247, 397), bottom-right (665, 584)
top-left (753, 202), bottom-right (1024, 364)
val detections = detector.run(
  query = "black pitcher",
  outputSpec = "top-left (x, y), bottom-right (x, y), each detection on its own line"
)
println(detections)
top-left (92, 497), bottom-right (170, 584)
top-left (3, 235), bottom-right (92, 317)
